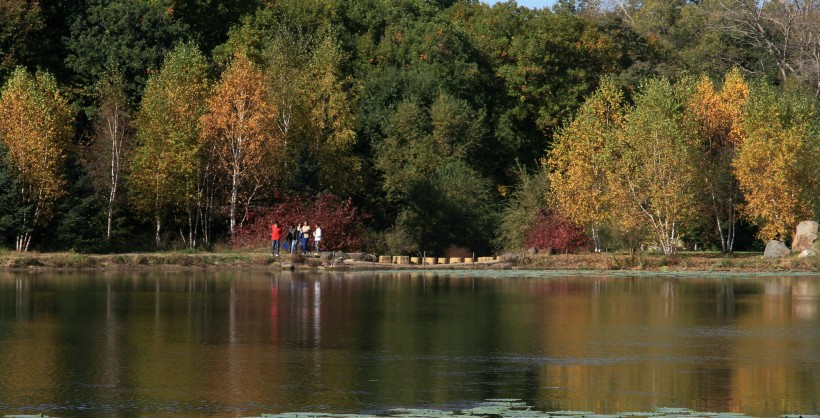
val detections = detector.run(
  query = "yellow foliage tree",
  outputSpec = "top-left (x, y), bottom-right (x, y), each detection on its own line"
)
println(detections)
top-left (685, 68), bottom-right (749, 252)
top-left (0, 68), bottom-right (73, 251)
top-left (548, 79), bottom-right (625, 251)
top-left (733, 84), bottom-right (819, 241)
top-left (200, 53), bottom-right (279, 241)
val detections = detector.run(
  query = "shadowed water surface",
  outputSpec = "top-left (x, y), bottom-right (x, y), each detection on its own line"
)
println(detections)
top-left (0, 270), bottom-right (817, 417)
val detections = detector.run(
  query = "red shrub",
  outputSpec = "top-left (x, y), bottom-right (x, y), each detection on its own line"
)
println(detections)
top-left (525, 210), bottom-right (590, 253)
top-left (232, 193), bottom-right (368, 251)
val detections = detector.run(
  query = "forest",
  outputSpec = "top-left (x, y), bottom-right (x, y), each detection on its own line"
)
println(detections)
top-left (0, 0), bottom-right (819, 255)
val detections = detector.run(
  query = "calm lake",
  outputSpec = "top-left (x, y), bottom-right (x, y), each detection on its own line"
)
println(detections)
top-left (0, 270), bottom-right (817, 417)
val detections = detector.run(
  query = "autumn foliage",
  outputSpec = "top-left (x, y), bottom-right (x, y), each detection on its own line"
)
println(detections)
top-left (0, 68), bottom-right (72, 251)
top-left (524, 210), bottom-right (590, 254)
top-left (232, 193), bottom-right (368, 251)
top-left (200, 53), bottom-right (280, 240)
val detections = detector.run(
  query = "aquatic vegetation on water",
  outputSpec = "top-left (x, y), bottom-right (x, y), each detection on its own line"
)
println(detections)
top-left (244, 400), bottom-right (818, 418)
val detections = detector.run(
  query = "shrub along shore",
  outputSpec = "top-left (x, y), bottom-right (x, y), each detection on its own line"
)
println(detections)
top-left (0, 251), bottom-right (817, 273)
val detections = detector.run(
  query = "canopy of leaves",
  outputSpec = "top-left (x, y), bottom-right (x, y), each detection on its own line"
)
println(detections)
top-left (65, 0), bottom-right (189, 102)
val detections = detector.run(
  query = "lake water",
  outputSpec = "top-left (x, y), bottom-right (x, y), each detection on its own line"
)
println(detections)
top-left (0, 270), bottom-right (817, 417)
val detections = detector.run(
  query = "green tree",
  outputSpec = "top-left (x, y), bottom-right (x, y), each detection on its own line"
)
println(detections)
top-left (49, 154), bottom-right (106, 252)
top-left (0, 144), bottom-right (24, 246)
top-left (0, 0), bottom-right (44, 82)
top-left (65, 0), bottom-right (189, 101)
top-left (375, 93), bottom-right (494, 253)
top-left (496, 9), bottom-right (612, 167)
top-left (300, 34), bottom-right (361, 195)
top-left (171, 0), bottom-right (259, 53)
top-left (495, 165), bottom-right (551, 252)
top-left (608, 78), bottom-right (699, 255)
top-left (129, 43), bottom-right (210, 248)
top-left (376, 94), bottom-right (484, 200)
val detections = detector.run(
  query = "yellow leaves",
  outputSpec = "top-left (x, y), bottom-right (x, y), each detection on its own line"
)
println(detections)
top-left (721, 68), bottom-right (749, 146)
top-left (299, 37), bottom-right (361, 194)
top-left (548, 80), bottom-right (625, 235)
top-left (686, 69), bottom-right (749, 151)
top-left (0, 68), bottom-right (72, 226)
top-left (734, 112), bottom-right (814, 241)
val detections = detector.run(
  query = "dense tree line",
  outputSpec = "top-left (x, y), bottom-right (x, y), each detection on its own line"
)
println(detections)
top-left (0, 0), bottom-right (818, 254)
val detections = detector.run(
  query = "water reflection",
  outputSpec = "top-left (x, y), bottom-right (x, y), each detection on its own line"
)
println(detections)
top-left (0, 271), bottom-right (817, 417)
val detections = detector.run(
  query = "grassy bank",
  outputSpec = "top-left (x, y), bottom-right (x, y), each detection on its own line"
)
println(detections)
top-left (0, 249), bottom-right (818, 272)
top-left (499, 251), bottom-right (820, 272)
top-left (0, 250), bottom-right (285, 269)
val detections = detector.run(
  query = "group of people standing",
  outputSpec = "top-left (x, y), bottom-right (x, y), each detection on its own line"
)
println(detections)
top-left (270, 222), bottom-right (322, 256)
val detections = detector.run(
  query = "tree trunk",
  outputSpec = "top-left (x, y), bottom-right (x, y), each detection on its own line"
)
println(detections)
top-left (230, 165), bottom-right (239, 243)
top-left (591, 224), bottom-right (601, 252)
top-left (154, 189), bottom-right (162, 248)
top-left (155, 215), bottom-right (161, 249)
top-left (106, 201), bottom-right (114, 242)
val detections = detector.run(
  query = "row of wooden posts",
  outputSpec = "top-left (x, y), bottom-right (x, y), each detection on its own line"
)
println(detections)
top-left (376, 256), bottom-right (498, 265)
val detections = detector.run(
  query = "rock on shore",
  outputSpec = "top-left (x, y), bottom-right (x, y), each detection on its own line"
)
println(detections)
top-left (763, 240), bottom-right (791, 258)
top-left (791, 220), bottom-right (819, 252)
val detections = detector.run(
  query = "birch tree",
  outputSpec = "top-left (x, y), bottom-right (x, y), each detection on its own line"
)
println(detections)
top-left (130, 44), bottom-right (210, 248)
top-left (608, 78), bottom-right (699, 255)
top-left (200, 53), bottom-right (277, 242)
top-left (0, 68), bottom-right (73, 251)
top-left (549, 79), bottom-right (625, 251)
top-left (685, 69), bottom-right (749, 252)
top-left (733, 83), bottom-right (820, 241)
top-left (86, 73), bottom-right (132, 242)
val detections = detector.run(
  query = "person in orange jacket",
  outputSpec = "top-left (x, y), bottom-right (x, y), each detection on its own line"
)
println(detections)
top-left (270, 221), bottom-right (282, 256)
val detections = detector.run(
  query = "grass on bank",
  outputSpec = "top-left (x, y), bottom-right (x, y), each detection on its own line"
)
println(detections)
top-left (498, 250), bottom-right (820, 272)
top-left (0, 248), bottom-right (818, 271)
top-left (0, 250), bottom-right (283, 269)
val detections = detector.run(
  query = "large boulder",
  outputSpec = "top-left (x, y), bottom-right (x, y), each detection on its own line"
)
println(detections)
top-left (764, 240), bottom-right (791, 258)
top-left (791, 220), bottom-right (819, 252)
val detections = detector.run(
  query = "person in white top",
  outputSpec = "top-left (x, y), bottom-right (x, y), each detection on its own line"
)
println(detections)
top-left (313, 224), bottom-right (322, 254)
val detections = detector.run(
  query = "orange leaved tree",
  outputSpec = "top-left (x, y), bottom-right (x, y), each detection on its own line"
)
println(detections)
top-left (685, 69), bottom-right (749, 252)
top-left (200, 53), bottom-right (279, 241)
top-left (0, 68), bottom-right (73, 251)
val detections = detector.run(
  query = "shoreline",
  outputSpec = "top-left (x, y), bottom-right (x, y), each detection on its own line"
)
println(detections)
top-left (0, 251), bottom-right (817, 273)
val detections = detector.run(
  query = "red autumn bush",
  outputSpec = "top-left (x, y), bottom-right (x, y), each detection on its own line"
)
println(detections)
top-left (525, 210), bottom-right (590, 253)
top-left (232, 193), bottom-right (368, 251)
